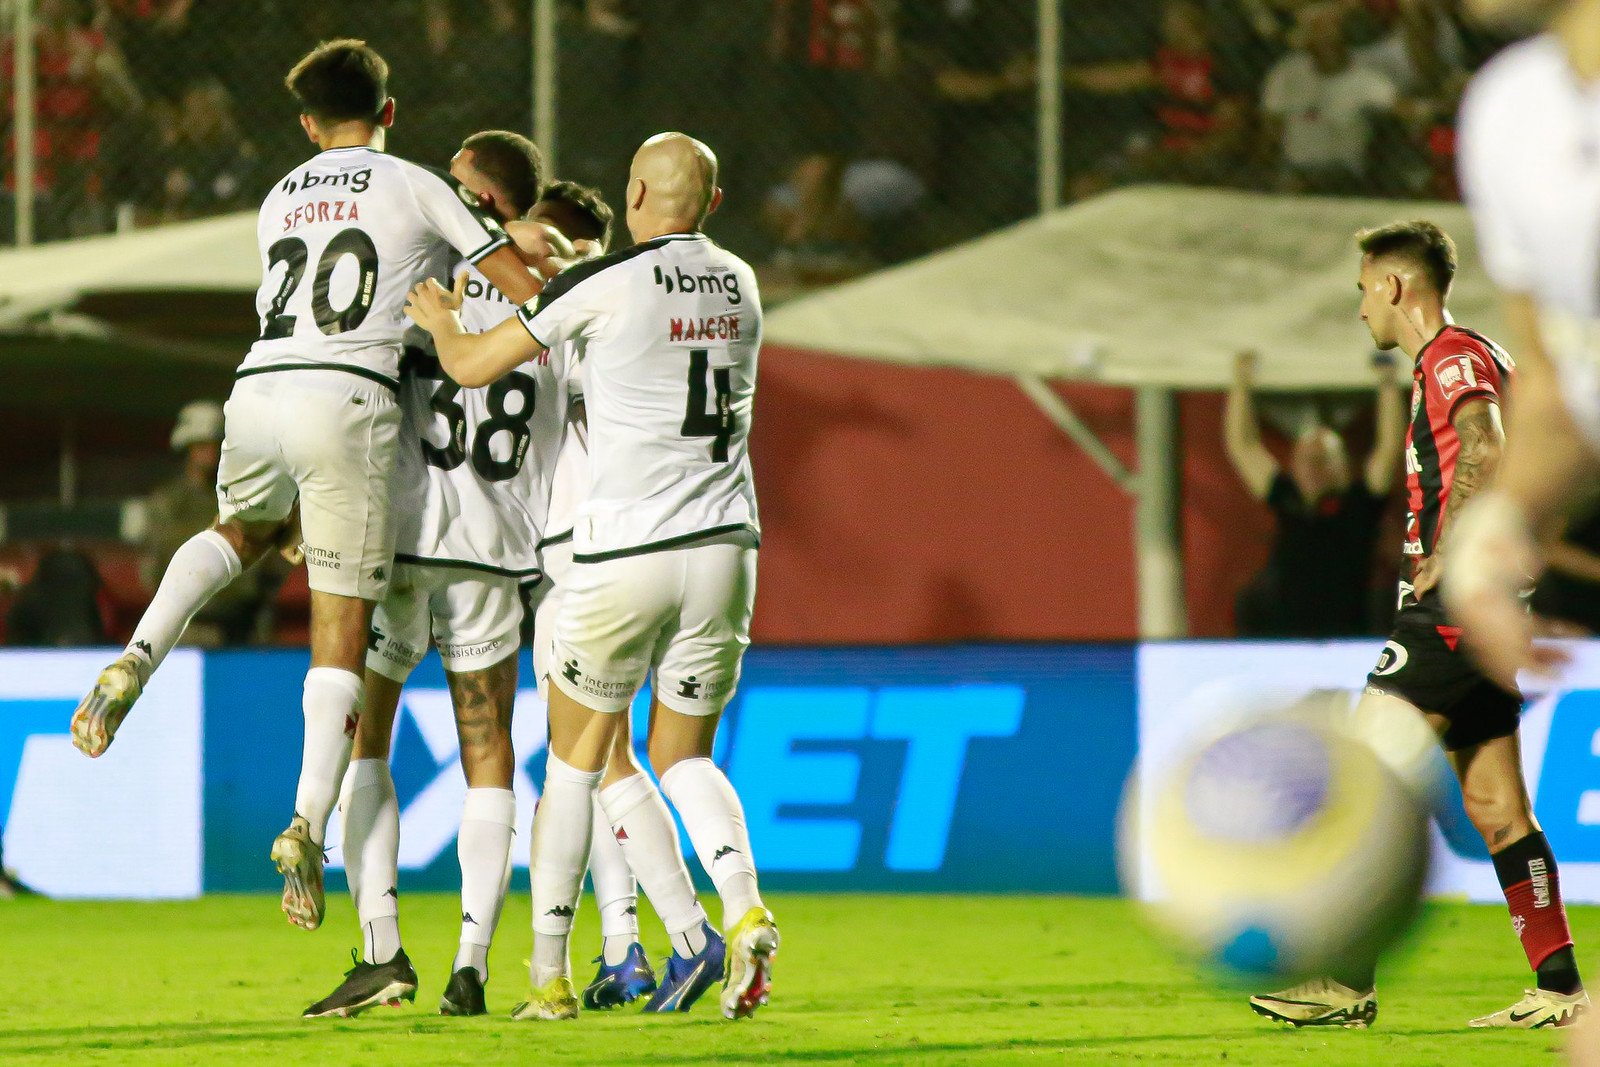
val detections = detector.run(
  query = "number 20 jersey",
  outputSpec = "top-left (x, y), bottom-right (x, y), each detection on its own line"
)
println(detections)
top-left (240, 145), bottom-right (510, 387)
top-left (390, 263), bottom-right (568, 578)
top-left (518, 232), bottom-right (761, 562)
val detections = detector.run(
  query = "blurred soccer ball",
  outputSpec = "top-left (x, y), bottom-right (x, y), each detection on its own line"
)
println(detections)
top-left (1131, 718), bottom-right (1429, 981)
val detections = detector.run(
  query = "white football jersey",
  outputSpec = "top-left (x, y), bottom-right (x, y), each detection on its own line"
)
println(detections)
top-left (240, 146), bottom-right (510, 387)
top-left (541, 355), bottom-right (589, 549)
top-left (390, 261), bottom-right (568, 578)
top-left (1459, 36), bottom-right (1600, 321)
top-left (518, 232), bottom-right (761, 561)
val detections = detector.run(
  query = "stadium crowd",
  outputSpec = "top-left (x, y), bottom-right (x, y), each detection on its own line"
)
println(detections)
top-left (3, 0), bottom-right (1512, 261)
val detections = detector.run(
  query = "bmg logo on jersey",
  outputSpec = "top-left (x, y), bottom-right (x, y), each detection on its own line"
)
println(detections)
top-left (282, 166), bottom-right (372, 196)
top-left (0, 651), bottom-right (203, 899)
top-left (654, 264), bottom-right (742, 304)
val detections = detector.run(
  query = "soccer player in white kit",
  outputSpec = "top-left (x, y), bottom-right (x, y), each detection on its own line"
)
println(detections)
top-left (300, 130), bottom-right (563, 1018)
top-left (1444, 0), bottom-right (1600, 700)
top-left (523, 181), bottom-right (677, 1014)
top-left (406, 133), bottom-right (778, 1022)
top-left (68, 40), bottom-right (545, 936)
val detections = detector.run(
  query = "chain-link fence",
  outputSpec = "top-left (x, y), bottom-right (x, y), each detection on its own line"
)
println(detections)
top-left (5, 0), bottom-right (1518, 275)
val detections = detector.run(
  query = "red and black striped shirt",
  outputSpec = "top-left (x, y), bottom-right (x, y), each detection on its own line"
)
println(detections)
top-left (1403, 325), bottom-right (1513, 574)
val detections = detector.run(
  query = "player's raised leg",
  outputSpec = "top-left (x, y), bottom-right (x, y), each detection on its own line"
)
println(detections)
top-left (1452, 730), bottom-right (1589, 1028)
top-left (304, 668), bottom-right (417, 1018)
top-left (71, 515), bottom-right (281, 757)
top-left (443, 650), bottom-right (520, 1016)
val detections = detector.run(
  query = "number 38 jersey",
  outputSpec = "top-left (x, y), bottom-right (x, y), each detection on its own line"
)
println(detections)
top-left (517, 232), bottom-right (761, 562)
top-left (390, 262), bottom-right (568, 578)
top-left (239, 145), bottom-right (510, 387)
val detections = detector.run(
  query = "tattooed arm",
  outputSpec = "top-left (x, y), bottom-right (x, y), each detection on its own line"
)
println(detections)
top-left (1414, 397), bottom-right (1506, 597)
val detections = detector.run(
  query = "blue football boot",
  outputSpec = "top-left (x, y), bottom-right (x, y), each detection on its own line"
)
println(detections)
top-left (641, 922), bottom-right (726, 1013)
top-left (582, 943), bottom-right (658, 1009)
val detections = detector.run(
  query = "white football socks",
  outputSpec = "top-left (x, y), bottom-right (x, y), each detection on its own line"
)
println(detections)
top-left (340, 758), bottom-right (402, 965)
top-left (296, 667), bottom-right (362, 847)
top-left (529, 753), bottom-right (602, 986)
top-left (588, 793), bottom-right (641, 966)
top-left (598, 771), bottom-right (709, 957)
top-left (659, 757), bottom-right (764, 926)
top-left (126, 529), bottom-right (241, 673)
top-left (454, 786), bottom-right (516, 981)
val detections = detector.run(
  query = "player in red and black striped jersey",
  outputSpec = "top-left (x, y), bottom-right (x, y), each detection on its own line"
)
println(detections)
top-left (1250, 221), bottom-right (1588, 1031)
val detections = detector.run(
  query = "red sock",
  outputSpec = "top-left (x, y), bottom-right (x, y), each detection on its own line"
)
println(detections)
top-left (1492, 832), bottom-right (1576, 978)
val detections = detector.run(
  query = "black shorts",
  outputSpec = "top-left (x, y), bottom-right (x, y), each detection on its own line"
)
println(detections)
top-left (1364, 607), bottom-right (1523, 751)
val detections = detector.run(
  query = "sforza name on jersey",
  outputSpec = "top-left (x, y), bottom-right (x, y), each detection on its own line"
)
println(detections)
top-left (282, 200), bottom-right (361, 232)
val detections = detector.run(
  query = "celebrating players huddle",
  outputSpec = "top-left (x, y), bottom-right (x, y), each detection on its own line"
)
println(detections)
top-left (68, 39), bottom-right (775, 1022)
top-left (55, 0), bottom-right (1600, 1043)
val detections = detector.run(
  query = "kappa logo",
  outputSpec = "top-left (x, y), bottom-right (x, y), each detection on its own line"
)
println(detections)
top-left (545, 905), bottom-right (575, 918)
top-left (133, 640), bottom-right (153, 659)
top-left (385, 886), bottom-right (399, 899)
top-left (1373, 641), bottom-right (1409, 676)
top-left (372, 566), bottom-right (386, 582)
top-left (462, 911), bottom-right (477, 925)
top-left (713, 845), bottom-right (742, 863)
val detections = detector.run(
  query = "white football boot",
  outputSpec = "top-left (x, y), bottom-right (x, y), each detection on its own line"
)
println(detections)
top-left (1250, 978), bottom-right (1377, 1028)
top-left (1470, 988), bottom-right (1589, 1029)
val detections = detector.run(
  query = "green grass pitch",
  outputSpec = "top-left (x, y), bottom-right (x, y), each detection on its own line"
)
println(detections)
top-left (0, 892), bottom-right (1585, 1065)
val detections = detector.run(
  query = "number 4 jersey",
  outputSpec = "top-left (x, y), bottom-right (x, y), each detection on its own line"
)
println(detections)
top-left (240, 145), bottom-right (510, 387)
top-left (517, 232), bottom-right (761, 562)
top-left (390, 263), bottom-right (568, 578)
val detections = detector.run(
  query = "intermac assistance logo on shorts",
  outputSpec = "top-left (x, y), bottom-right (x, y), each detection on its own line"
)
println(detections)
top-left (559, 660), bottom-right (630, 702)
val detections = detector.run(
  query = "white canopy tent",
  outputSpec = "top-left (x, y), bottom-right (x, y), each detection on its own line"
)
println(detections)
top-left (766, 186), bottom-right (1500, 638)
top-left (0, 212), bottom-right (260, 328)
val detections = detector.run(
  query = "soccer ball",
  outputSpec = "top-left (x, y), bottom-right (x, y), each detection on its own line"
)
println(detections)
top-left (1129, 718), bottom-right (1430, 981)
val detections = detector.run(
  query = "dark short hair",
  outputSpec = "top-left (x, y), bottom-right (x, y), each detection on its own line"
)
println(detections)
top-left (460, 130), bottom-right (545, 218)
top-left (285, 39), bottom-right (388, 124)
top-left (1356, 220), bottom-right (1458, 296)
top-left (535, 180), bottom-right (615, 250)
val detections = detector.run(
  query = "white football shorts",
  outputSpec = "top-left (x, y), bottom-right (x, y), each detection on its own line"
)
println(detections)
top-left (366, 562), bottom-right (523, 681)
top-left (531, 535), bottom-right (574, 700)
top-left (217, 369), bottom-right (399, 601)
top-left (550, 531), bottom-right (756, 716)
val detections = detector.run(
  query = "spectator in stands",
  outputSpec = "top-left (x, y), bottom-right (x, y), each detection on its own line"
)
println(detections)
top-left (5, 547), bottom-right (110, 646)
top-left (1064, 0), bottom-right (1252, 198)
top-left (152, 78), bottom-right (258, 221)
top-left (1344, 0), bottom-right (1469, 196)
top-left (406, 0), bottom-right (527, 165)
top-left (3, 0), bottom-right (141, 240)
top-left (1530, 500), bottom-right (1600, 636)
top-left (1225, 351), bottom-right (1406, 637)
top-left (902, 0), bottom-right (1036, 238)
top-left (139, 401), bottom-right (281, 646)
top-left (764, 1), bottom-right (925, 277)
top-left (1260, 2), bottom-right (1398, 194)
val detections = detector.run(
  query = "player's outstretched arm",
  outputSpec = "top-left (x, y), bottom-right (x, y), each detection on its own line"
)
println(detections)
top-left (1364, 358), bottom-right (1406, 496)
top-left (1224, 350), bottom-right (1277, 500)
top-left (405, 278), bottom-right (544, 388)
top-left (473, 244), bottom-right (543, 306)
